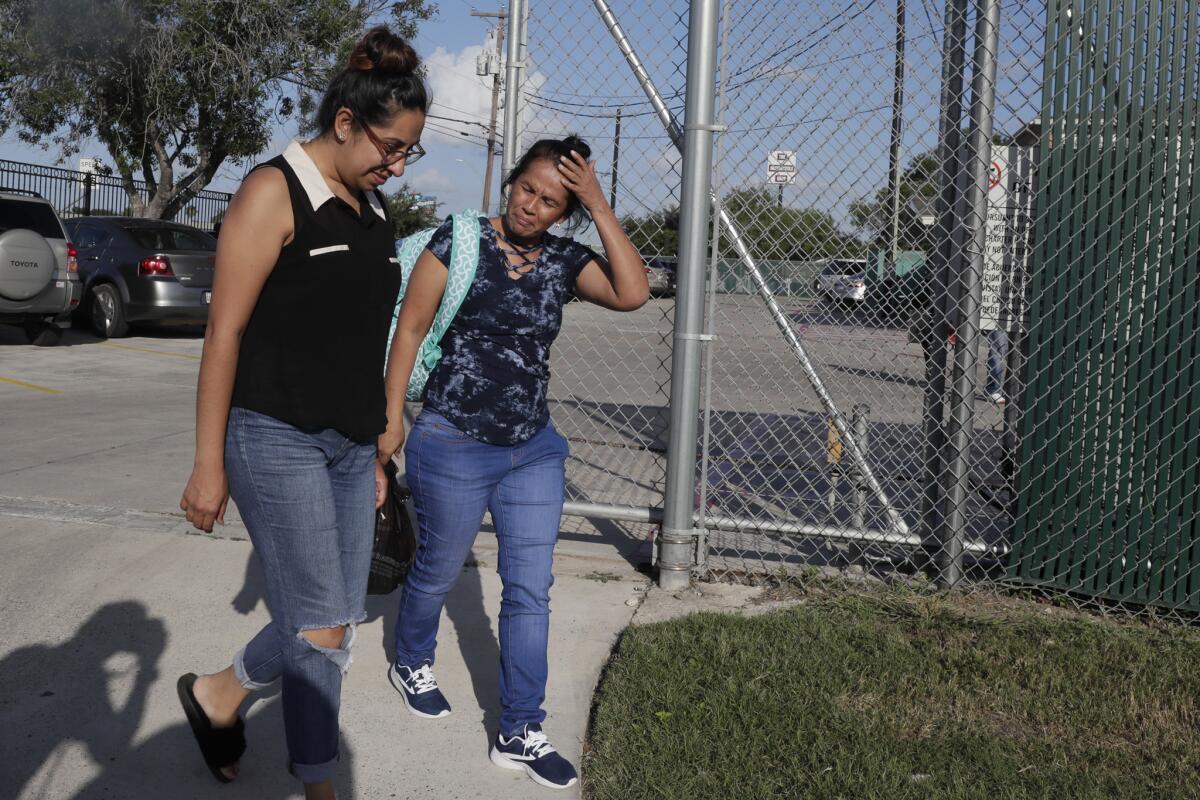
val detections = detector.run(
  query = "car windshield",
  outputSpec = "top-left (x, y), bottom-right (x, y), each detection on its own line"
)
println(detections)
top-left (0, 198), bottom-right (65, 239)
top-left (123, 225), bottom-right (216, 251)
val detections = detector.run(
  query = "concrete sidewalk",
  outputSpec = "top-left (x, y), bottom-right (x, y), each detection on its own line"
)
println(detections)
top-left (0, 510), bottom-right (647, 800)
top-left (0, 327), bottom-right (654, 799)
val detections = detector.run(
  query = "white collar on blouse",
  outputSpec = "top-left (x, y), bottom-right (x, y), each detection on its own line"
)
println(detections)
top-left (282, 140), bottom-right (387, 220)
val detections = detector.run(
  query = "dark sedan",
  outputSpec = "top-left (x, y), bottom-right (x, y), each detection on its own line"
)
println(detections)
top-left (64, 217), bottom-right (216, 337)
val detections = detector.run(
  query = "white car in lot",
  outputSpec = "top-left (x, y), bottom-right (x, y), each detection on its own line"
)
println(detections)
top-left (0, 188), bottom-right (81, 345)
top-left (812, 258), bottom-right (868, 304)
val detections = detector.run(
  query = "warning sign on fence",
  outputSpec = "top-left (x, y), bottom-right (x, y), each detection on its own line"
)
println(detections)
top-left (980, 145), bottom-right (1036, 331)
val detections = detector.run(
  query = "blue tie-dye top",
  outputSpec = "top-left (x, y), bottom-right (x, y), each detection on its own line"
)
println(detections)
top-left (421, 216), bottom-right (598, 445)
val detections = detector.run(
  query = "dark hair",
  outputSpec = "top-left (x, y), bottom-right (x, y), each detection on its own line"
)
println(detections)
top-left (317, 26), bottom-right (429, 134)
top-left (503, 135), bottom-right (593, 232)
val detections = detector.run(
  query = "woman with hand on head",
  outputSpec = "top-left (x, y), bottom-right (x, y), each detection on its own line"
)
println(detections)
top-left (175, 26), bottom-right (428, 800)
top-left (378, 135), bottom-right (649, 790)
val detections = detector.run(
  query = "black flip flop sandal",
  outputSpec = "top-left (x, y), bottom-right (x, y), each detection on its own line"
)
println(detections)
top-left (177, 673), bottom-right (247, 784)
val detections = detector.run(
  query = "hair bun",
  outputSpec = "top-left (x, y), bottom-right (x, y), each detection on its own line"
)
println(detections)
top-left (561, 134), bottom-right (592, 161)
top-left (349, 26), bottom-right (420, 76)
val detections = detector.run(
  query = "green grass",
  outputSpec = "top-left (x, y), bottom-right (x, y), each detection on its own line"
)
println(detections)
top-left (584, 589), bottom-right (1200, 800)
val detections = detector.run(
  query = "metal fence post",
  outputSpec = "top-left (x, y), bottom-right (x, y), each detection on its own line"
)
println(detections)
top-left (657, 0), bottom-right (721, 590)
top-left (850, 404), bottom-right (871, 567)
top-left (82, 172), bottom-right (93, 217)
top-left (500, 0), bottom-right (528, 196)
top-left (938, 0), bottom-right (1001, 588)
top-left (920, 0), bottom-right (970, 563)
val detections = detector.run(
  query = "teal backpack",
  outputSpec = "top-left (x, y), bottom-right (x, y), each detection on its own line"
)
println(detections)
top-left (389, 209), bottom-right (482, 400)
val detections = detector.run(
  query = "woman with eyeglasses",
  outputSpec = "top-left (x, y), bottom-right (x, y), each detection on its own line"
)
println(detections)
top-left (175, 26), bottom-right (426, 800)
top-left (377, 135), bottom-right (650, 790)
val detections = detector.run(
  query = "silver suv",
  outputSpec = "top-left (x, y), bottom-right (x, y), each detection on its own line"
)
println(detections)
top-left (0, 188), bottom-right (81, 345)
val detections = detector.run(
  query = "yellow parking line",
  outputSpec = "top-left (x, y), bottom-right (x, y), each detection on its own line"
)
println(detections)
top-left (0, 375), bottom-right (62, 394)
top-left (101, 342), bottom-right (202, 361)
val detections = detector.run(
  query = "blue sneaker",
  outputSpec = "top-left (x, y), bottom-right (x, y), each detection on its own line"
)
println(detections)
top-left (388, 662), bottom-right (451, 719)
top-left (489, 723), bottom-right (578, 789)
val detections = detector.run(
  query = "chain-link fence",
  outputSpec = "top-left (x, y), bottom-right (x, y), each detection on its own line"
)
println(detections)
top-left (505, 0), bottom-right (1199, 619)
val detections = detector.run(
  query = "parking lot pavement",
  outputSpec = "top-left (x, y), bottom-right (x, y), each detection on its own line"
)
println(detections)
top-left (0, 323), bottom-right (647, 800)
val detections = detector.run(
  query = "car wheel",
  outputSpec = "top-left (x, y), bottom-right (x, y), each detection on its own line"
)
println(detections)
top-left (23, 319), bottom-right (63, 347)
top-left (91, 284), bottom-right (129, 338)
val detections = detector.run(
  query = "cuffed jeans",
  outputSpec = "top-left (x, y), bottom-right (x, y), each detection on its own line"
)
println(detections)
top-left (224, 407), bottom-right (375, 784)
top-left (394, 410), bottom-right (568, 736)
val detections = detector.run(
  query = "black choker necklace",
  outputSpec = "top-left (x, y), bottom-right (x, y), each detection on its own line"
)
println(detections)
top-left (496, 223), bottom-right (542, 252)
top-left (496, 223), bottom-right (543, 277)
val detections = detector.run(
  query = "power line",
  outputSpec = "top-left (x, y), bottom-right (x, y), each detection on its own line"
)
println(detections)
top-left (430, 100), bottom-right (492, 123)
top-left (521, 26), bottom-right (943, 117)
top-left (726, 0), bottom-right (879, 85)
top-left (424, 119), bottom-right (498, 149)
top-left (524, 95), bottom-right (678, 120)
top-left (426, 126), bottom-right (491, 146)
top-left (723, 0), bottom-right (882, 93)
top-left (519, 104), bottom-right (892, 142)
top-left (428, 112), bottom-right (491, 129)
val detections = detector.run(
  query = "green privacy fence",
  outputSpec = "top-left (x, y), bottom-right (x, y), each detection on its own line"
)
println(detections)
top-left (713, 258), bottom-right (822, 297)
top-left (712, 252), bottom-right (928, 297)
top-left (1009, 0), bottom-right (1200, 611)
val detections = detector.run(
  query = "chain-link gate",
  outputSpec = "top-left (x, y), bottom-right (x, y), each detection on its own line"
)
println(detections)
top-left (502, 0), bottom-right (1199, 618)
top-left (501, 1), bottom-right (686, 538)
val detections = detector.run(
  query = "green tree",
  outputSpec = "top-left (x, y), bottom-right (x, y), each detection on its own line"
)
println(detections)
top-left (621, 205), bottom-right (680, 259)
top-left (622, 190), bottom-right (863, 262)
top-left (0, 0), bottom-right (435, 222)
top-left (386, 184), bottom-right (439, 238)
top-left (848, 152), bottom-right (939, 253)
top-left (720, 188), bottom-right (864, 261)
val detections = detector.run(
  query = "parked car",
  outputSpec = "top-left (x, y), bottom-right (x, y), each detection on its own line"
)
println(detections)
top-left (645, 256), bottom-right (677, 297)
top-left (812, 258), bottom-right (868, 304)
top-left (64, 217), bottom-right (216, 337)
top-left (0, 188), bottom-right (81, 345)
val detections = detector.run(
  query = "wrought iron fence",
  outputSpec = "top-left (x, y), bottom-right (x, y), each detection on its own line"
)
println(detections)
top-left (508, 0), bottom-right (1197, 619)
top-left (0, 159), bottom-right (232, 232)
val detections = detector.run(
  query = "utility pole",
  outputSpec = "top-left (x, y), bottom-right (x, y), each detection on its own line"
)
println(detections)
top-left (885, 0), bottom-right (906, 273)
top-left (609, 107), bottom-right (622, 210)
top-left (473, 8), bottom-right (507, 214)
top-left (500, 0), bottom-right (528, 214)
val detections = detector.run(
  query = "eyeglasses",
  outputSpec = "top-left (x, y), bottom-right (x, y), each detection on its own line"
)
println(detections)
top-left (355, 115), bottom-right (425, 166)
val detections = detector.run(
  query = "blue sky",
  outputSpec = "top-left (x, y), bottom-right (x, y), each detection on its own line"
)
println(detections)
top-left (0, 2), bottom-right (518, 218)
top-left (0, 0), bottom-right (1047, 242)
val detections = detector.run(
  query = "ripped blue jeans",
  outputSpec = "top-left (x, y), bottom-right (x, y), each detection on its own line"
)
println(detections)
top-left (224, 407), bottom-right (375, 784)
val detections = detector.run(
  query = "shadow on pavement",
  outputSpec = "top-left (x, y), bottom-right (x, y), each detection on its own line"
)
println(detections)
top-left (3, 601), bottom-right (354, 799)
top-left (1, 602), bottom-right (165, 797)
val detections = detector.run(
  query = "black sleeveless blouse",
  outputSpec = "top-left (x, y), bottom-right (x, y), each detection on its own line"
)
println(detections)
top-left (230, 142), bottom-right (401, 441)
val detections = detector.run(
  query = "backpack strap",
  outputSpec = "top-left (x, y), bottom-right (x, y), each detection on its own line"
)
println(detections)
top-left (405, 209), bottom-right (482, 399)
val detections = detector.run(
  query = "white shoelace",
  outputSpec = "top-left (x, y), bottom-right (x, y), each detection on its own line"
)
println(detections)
top-left (407, 664), bottom-right (438, 694)
top-left (523, 729), bottom-right (557, 759)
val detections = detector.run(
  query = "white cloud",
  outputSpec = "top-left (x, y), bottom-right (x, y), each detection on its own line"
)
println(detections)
top-left (424, 43), bottom-right (496, 146)
top-left (405, 166), bottom-right (456, 195)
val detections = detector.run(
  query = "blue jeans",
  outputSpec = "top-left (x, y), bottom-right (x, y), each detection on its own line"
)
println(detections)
top-left (224, 407), bottom-right (376, 784)
top-left (987, 328), bottom-right (1010, 396)
top-left (394, 410), bottom-right (569, 736)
